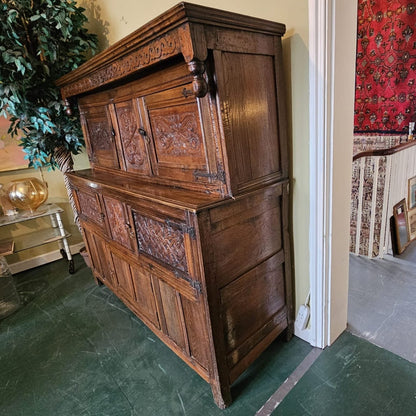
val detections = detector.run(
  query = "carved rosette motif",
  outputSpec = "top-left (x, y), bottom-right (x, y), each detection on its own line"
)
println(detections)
top-left (61, 34), bottom-right (181, 99)
top-left (104, 197), bottom-right (132, 249)
top-left (117, 107), bottom-right (146, 167)
top-left (152, 112), bottom-right (201, 157)
top-left (133, 213), bottom-right (188, 273)
top-left (77, 192), bottom-right (103, 224)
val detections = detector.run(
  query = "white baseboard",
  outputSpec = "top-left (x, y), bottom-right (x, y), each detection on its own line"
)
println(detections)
top-left (8, 242), bottom-right (85, 274)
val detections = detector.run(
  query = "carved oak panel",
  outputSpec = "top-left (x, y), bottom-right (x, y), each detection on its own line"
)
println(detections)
top-left (133, 212), bottom-right (188, 273)
top-left (148, 102), bottom-right (206, 168)
top-left (83, 106), bottom-right (120, 169)
top-left (76, 189), bottom-right (104, 226)
top-left (103, 196), bottom-right (133, 250)
top-left (115, 100), bottom-right (152, 175)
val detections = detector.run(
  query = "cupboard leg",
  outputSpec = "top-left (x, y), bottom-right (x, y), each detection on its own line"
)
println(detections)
top-left (284, 323), bottom-right (294, 342)
top-left (210, 381), bottom-right (232, 409)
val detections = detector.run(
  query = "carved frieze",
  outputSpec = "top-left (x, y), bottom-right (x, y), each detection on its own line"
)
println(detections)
top-left (61, 34), bottom-right (182, 99)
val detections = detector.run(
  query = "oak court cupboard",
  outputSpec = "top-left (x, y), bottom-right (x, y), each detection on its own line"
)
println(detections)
top-left (57, 2), bottom-right (293, 408)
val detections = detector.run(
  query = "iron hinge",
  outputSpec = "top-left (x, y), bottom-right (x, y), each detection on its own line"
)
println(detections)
top-left (193, 168), bottom-right (226, 184)
top-left (173, 270), bottom-right (202, 294)
top-left (183, 225), bottom-right (196, 240)
top-left (190, 279), bottom-right (202, 294)
top-left (165, 220), bottom-right (196, 240)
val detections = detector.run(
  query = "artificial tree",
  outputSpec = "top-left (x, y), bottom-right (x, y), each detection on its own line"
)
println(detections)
top-left (0, 0), bottom-right (97, 227)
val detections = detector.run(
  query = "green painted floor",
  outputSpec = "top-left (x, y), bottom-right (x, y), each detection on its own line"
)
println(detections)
top-left (274, 332), bottom-right (416, 416)
top-left (0, 256), bottom-right (311, 416)
top-left (2, 257), bottom-right (416, 416)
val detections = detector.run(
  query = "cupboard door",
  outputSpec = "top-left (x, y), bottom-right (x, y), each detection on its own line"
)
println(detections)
top-left (112, 100), bottom-right (152, 175)
top-left (102, 196), bottom-right (135, 252)
top-left (130, 263), bottom-right (159, 328)
top-left (72, 186), bottom-right (106, 231)
top-left (156, 279), bottom-right (187, 351)
top-left (108, 248), bottom-right (135, 301)
top-left (80, 104), bottom-right (120, 169)
top-left (138, 83), bottom-right (211, 183)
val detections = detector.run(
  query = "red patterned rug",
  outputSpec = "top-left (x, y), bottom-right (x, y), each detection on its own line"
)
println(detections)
top-left (354, 0), bottom-right (416, 133)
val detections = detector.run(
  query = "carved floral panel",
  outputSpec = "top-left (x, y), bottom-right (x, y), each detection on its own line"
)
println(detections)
top-left (115, 102), bottom-right (151, 174)
top-left (103, 196), bottom-right (132, 250)
top-left (77, 191), bottom-right (103, 225)
top-left (87, 119), bottom-right (113, 152)
top-left (149, 103), bottom-right (206, 167)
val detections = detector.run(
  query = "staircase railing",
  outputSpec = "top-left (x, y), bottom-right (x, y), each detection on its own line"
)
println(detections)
top-left (351, 140), bottom-right (416, 258)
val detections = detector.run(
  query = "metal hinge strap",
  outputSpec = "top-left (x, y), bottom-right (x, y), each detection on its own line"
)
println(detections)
top-left (193, 169), bottom-right (226, 184)
top-left (165, 220), bottom-right (196, 240)
top-left (173, 270), bottom-right (202, 294)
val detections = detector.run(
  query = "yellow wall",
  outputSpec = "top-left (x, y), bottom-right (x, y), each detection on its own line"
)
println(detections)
top-left (0, 153), bottom-right (89, 264)
top-left (80, 0), bottom-right (310, 314)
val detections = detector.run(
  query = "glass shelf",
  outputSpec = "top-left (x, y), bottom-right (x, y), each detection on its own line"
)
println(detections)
top-left (0, 203), bottom-right (74, 273)
top-left (12, 228), bottom-right (71, 253)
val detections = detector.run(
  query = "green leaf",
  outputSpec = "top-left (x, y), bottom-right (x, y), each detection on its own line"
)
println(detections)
top-left (0, 0), bottom-right (98, 169)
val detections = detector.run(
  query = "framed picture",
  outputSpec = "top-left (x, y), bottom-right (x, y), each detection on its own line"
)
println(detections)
top-left (0, 115), bottom-right (27, 172)
top-left (392, 199), bottom-right (410, 254)
top-left (408, 176), bottom-right (416, 210)
top-left (408, 207), bottom-right (416, 241)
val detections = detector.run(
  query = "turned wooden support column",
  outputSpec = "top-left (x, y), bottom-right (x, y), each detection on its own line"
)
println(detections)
top-left (187, 60), bottom-right (208, 98)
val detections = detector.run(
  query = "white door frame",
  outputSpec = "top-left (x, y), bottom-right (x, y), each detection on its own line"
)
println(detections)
top-left (308, 0), bottom-right (357, 348)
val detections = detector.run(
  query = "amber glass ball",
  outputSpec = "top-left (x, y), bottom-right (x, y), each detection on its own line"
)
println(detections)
top-left (6, 178), bottom-right (48, 213)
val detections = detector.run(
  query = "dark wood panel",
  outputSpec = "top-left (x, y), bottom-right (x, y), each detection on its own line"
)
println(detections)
top-left (83, 229), bottom-right (115, 287)
top-left (182, 296), bottom-right (211, 370)
top-left (73, 187), bottom-right (105, 229)
top-left (214, 51), bottom-right (281, 192)
top-left (141, 83), bottom-right (210, 178)
top-left (210, 190), bottom-right (283, 288)
top-left (220, 253), bottom-right (286, 353)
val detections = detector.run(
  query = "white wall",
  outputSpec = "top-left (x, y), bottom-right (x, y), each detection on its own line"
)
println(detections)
top-left (329, 0), bottom-right (356, 343)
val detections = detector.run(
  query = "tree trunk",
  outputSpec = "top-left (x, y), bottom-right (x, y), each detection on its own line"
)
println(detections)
top-left (53, 146), bottom-right (81, 232)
